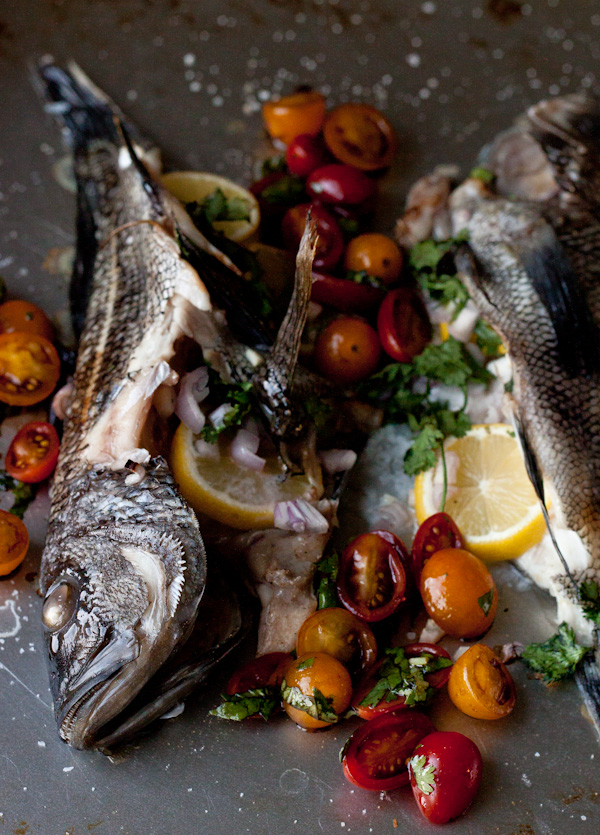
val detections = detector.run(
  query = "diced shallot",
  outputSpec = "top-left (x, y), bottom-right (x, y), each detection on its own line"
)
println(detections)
top-left (447, 300), bottom-right (479, 343)
top-left (175, 367), bottom-right (210, 433)
top-left (209, 402), bottom-right (233, 429)
top-left (230, 428), bottom-right (266, 472)
top-left (273, 499), bottom-right (329, 534)
top-left (319, 449), bottom-right (357, 475)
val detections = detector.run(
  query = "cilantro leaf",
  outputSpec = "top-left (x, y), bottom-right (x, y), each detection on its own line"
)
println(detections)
top-left (579, 580), bottom-right (600, 628)
top-left (346, 269), bottom-right (387, 290)
top-left (0, 470), bottom-right (37, 520)
top-left (199, 371), bottom-right (253, 444)
top-left (191, 188), bottom-right (251, 225)
top-left (210, 687), bottom-right (279, 721)
top-left (522, 623), bottom-right (589, 684)
top-left (477, 588), bottom-right (494, 617)
top-left (414, 338), bottom-right (492, 389)
top-left (359, 647), bottom-right (451, 709)
top-left (259, 174), bottom-right (305, 205)
top-left (409, 754), bottom-right (436, 795)
top-left (261, 155), bottom-right (286, 176)
top-left (469, 166), bottom-right (495, 185)
top-left (403, 421), bottom-right (444, 476)
top-left (314, 551), bottom-right (339, 610)
top-left (297, 657), bottom-right (315, 671)
top-left (474, 319), bottom-right (505, 359)
top-left (280, 681), bottom-right (339, 723)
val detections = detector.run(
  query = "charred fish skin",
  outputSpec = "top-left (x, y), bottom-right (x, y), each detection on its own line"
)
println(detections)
top-left (37, 62), bottom-right (217, 749)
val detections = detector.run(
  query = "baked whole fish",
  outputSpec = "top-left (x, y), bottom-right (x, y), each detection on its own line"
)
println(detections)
top-left (36, 62), bottom-right (253, 750)
top-left (450, 93), bottom-right (600, 732)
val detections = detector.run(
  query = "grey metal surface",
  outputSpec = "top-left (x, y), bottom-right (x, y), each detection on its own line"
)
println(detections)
top-left (0, 1), bottom-right (599, 832)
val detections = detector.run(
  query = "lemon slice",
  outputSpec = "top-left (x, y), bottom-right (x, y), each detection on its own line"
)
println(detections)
top-left (170, 423), bottom-right (323, 530)
top-left (414, 423), bottom-right (546, 561)
top-left (161, 171), bottom-right (260, 242)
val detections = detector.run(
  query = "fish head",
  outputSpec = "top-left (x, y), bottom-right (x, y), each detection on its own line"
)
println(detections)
top-left (41, 527), bottom-right (201, 749)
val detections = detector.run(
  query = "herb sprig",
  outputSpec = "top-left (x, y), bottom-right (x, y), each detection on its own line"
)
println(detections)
top-left (0, 470), bottom-right (37, 520)
top-left (200, 368), bottom-right (253, 444)
top-left (359, 647), bottom-right (452, 710)
top-left (521, 623), bottom-right (589, 684)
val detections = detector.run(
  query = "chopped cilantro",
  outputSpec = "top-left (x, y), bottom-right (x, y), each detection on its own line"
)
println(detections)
top-left (409, 753), bottom-right (436, 795)
top-left (474, 319), bottom-right (505, 359)
top-left (260, 155), bottom-right (286, 177)
top-left (410, 234), bottom-right (470, 318)
top-left (258, 174), bottom-right (305, 205)
top-left (314, 551), bottom-right (339, 610)
top-left (337, 215), bottom-right (360, 237)
top-left (297, 657), bottom-right (315, 671)
top-left (0, 470), bottom-right (37, 520)
top-left (580, 580), bottom-right (600, 628)
top-left (469, 166), bottom-right (495, 185)
top-left (304, 396), bottom-right (333, 434)
top-left (210, 687), bottom-right (279, 722)
top-left (522, 623), bottom-right (589, 684)
top-left (414, 338), bottom-right (492, 390)
top-left (359, 647), bottom-right (452, 710)
top-left (199, 371), bottom-right (253, 444)
top-left (346, 269), bottom-right (387, 291)
top-left (200, 188), bottom-right (250, 223)
top-left (477, 588), bottom-right (494, 617)
top-left (281, 681), bottom-right (339, 723)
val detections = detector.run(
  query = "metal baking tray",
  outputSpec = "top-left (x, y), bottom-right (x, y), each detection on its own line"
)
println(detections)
top-left (1, 1), bottom-right (599, 832)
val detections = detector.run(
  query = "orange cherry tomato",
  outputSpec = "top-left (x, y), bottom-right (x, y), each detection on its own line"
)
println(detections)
top-left (0, 509), bottom-right (29, 576)
top-left (420, 548), bottom-right (498, 639)
top-left (0, 300), bottom-right (54, 341)
top-left (281, 651), bottom-right (352, 730)
top-left (323, 102), bottom-right (398, 171)
top-left (314, 317), bottom-right (381, 386)
top-left (296, 608), bottom-right (377, 678)
top-left (0, 332), bottom-right (61, 406)
top-left (5, 421), bottom-right (60, 483)
top-left (448, 644), bottom-right (516, 720)
top-left (344, 234), bottom-right (403, 285)
top-left (262, 90), bottom-right (326, 146)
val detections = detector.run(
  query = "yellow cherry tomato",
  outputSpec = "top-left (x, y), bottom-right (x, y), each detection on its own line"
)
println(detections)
top-left (282, 651), bottom-right (352, 730)
top-left (344, 233), bottom-right (403, 285)
top-left (448, 644), bottom-right (516, 720)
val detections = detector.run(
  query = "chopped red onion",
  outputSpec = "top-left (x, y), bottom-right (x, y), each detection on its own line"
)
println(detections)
top-left (194, 437), bottom-right (220, 461)
top-left (319, 449), bottom-right (357, 475)
top-left (230, 428), bottom-right (265, 472)
top-left (175, 367), bottom-right (210, 433)
top-left (273, 499), bottom-right (329, 534)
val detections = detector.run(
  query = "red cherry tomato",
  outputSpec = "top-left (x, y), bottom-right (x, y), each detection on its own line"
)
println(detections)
top-left (226, 652), bottom-right (291, 696)
top-left (377, 287), bottom-right (432, 363)
top-left (409, 731), bottom-right (483, 824)
top-left (411, 513), bottom-right (464, 583)
top-left (313, 317), bottom-right (381, 386)
top-left (307, 164), bottom-right (377, 206)
top-left (337, 531), bottom-right (408, 622)
top-left (5, 420), bottom-right (60, 484)
top-left (352, 643), bottom-right (452, 720)
top-left (281, 203), bottom-right (344, 271)
top-left (285, 133), bottom-right (330, 178)
top-left (310, 273), bottom-right (385, 313)
top-left (341, 710), bottom-right (435, 791)
top-left (323, 103), bottom-right (398, 171)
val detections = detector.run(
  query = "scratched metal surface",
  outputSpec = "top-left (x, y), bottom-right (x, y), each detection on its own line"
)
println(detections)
top-left (1, 1), bottom-right (600, 833)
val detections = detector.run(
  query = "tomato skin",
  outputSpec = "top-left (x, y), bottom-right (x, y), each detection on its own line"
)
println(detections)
top-left (282, 651), bottom-right (353, 730)
top-left (296, 608), bottom-right (377, 678)
top-left (5, 421), bottom-right (60, 484)
top-left (0, 300), bottom-right (54, 341)
top-left (314, 317), bottom-right (381, 386)
top-left (0, 509), bottom-right (29, 576)
top-left (411, 513), bottom-right (464, 583)
top-left (341, 710), bottom-right (435, 791)
top-left (310, 273), bottom-right (385, 313)
top-left (323, 103), bottom-right (398, 171)
top-left (285, 133), bottom-right (330, 178)
top-left (337, 531), bottom-right (407, 622)
top-left (281, 203), bottom-right (344, 271)
top-left (344, 234), bottom-right (403, 285)
top-left (226, 652), bottom-right (291, 696)
top-left (352, 643), bottom-right (452, 719)
top-left (409, 731), bottom-right (483, 824)
top-left (448, 643), bottom-right (516, 720)
top-left (262, 91), bottom-right (326, 145)
top-left (377, 287), bottom-right (432, 363)
top-left (307, 164), bottom-right (377, 206)
top-left (420, 548), bottom-right (498, 639)
top-left (0, 332), bottom-right (61, 406)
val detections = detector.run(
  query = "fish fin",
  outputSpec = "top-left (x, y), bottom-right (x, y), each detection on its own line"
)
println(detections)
top-left (528, 94), bottom-right (600, 204)
top-left (575, 649), bottom-right (600, 742)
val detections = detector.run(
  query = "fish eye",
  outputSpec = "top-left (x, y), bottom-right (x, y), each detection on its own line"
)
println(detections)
top-left (42, 577), bottom-right (79, 631)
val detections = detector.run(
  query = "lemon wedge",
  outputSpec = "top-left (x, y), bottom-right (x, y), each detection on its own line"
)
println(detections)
top-left (161, 171), bottom-right (260, 242)
top-left (170, 423), bottom-right (323, 530)
top-left (414, 423), bottom-right (546, 561)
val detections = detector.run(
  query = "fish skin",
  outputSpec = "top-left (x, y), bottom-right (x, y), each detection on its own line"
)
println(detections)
top-left (37, 62), bottom-right (226, 749)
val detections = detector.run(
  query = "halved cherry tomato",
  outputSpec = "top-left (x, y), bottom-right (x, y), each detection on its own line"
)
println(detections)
top-left (281, 651), bottom-right (352, 730)
top-left (411, 513), bottom-right (464, 583)
top-left (285, 133), bottom-right (330, 178)
top-left (377, 287), bottom-right (432, 363)
top-left (262, 90), bottom-right (326, 145)
top-left (296, 608), bottom-right (377, 678)
top-left (281, 203), bottom-right (344, 271)
top-left (337, 531), bottom-right (407, 622)
top-left (341, 710), bottom-right (435, 791)
top-left (314, 317), bottom-right (381, 387)
top-left (5, 421), bottom-right (60, 484)
top-left (226, 652), bottom-right (291, 696)
top-left (311, 273), bottom-right (385, 314)
top-left (0, 300), bottom-right (54, 341)
top-left (344, 233), bottom-right (403, 285)
top-left (0, 509), bottom-right (29, 576)
top-left (323, 103), bottom-right (398, 171)
top-left (420, 548), bottom-right (498, 639)
top-left (0, 332), bottom-right (61, 406)
top-left (352, 643), bottom-right (452, 719)
top-left (448, 643), bottom-right (516, 720)
top-left (307, 164), bottom-right (377, 206)
top-left (409, 731), bottom-right (482, 824)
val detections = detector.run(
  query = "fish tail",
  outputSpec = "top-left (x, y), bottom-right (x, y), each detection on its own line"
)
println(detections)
top-left (575, 649), bottom-right (600, 742)
top-left (527, 93), bottom-right (600, 203)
